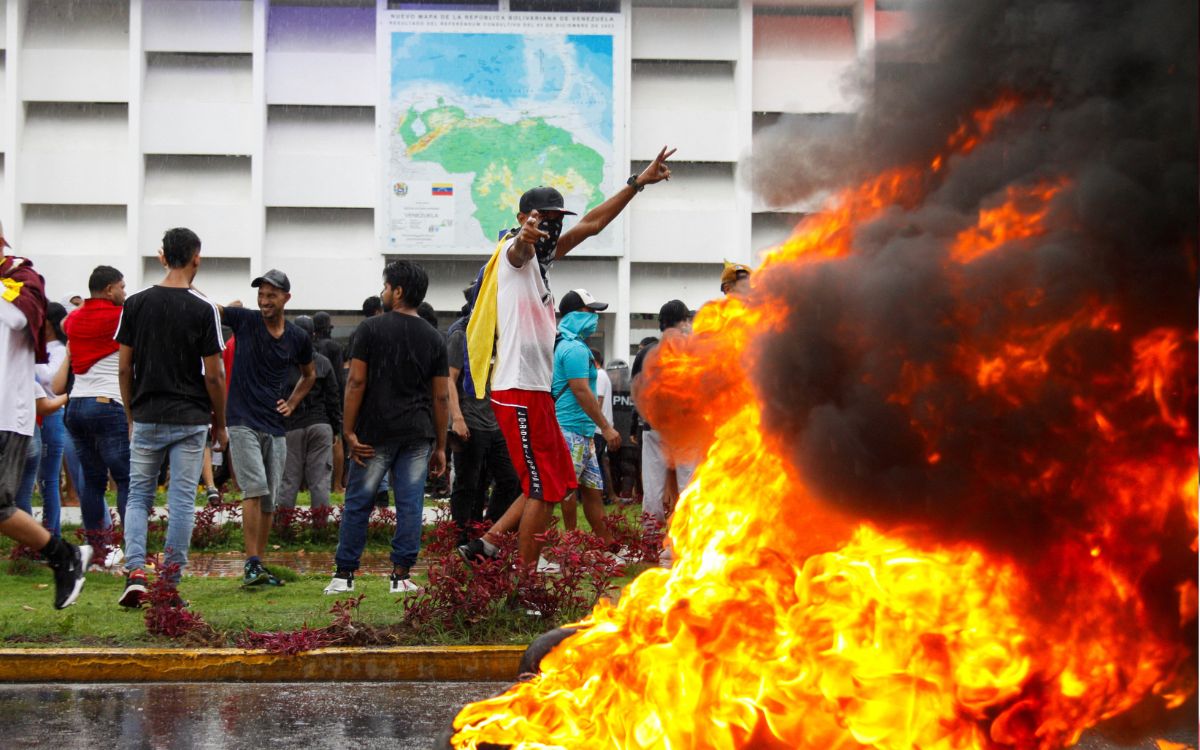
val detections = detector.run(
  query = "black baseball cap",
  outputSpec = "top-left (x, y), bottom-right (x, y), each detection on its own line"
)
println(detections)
top-left (558, 288), bottom-right (609, 315)
top-left (659, 299), bottom-right (692, 331)
top-left (251, 268), bottom-right (291, 293)
top-left (519, 186), bottom-right (577, 216)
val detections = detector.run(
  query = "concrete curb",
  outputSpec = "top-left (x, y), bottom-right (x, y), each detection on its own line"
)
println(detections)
top-left (0, 646), bottom-right (525, 683)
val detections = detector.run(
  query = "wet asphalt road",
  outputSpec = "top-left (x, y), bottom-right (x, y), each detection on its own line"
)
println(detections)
top-left (4, 682), bottom-right (506, 750)
top-left (3, 682), bottom-right (1195, 749)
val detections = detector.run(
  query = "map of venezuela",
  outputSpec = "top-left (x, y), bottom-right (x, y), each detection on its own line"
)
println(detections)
top-left (389, 31), bottom-right (614, 248)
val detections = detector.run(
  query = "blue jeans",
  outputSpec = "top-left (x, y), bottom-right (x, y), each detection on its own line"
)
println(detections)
top-left (335, 441), bottom-right (431, 571)
top-left (14, 426), bottom-right (42, 526)
top-left (34, 410), bottom-right (66, 536)
top-left (65, 397), bottom-right (131, 530)
top-left (124, 422), bottom-right (207, 581)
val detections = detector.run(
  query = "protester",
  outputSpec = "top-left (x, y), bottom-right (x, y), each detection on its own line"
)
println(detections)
top-left (446, 287), bottom-right (521, 546)
top-left (63, 265), bottom-right (130, 541)
top-left (417, 301), bottom-right (439, 331)
top-left (327, 260), bottom-right (449, 596)
top-left (720, 260), bottom-right (752, 296)
top-left (591, 348), bottom-right (616, 504)
top-left (548, 290), bottom-right (621, 553)
top-left (277, 315), bottom-right (340, 510)
top-left (312, 311), bottom-right (346, 494)
top-left (15, 379), bottom-right (67, 533)
top-left (116, 227), bottom-right (226, 607)
top-left (458, 146), bottom-right (675, 569)
top-left (348, 296), bottom-right (389, 507)
top-left (631, 300), bottom-right (695, 567)
top-left (220, 270), bottom-right (315, 587)
top-left (16, 303), bottom-right (71, 537)
top-left (1, 234), bottom-right (92, 608)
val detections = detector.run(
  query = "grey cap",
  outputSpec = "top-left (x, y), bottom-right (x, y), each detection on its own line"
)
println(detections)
top-left (251, 268), bottom-right (290, 293)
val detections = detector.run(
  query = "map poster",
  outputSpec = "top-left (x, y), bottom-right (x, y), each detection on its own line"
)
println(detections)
top-left (380, 10), bottom-right (624, 254)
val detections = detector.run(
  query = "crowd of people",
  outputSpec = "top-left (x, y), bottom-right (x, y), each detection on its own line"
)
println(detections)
top-left (0, 144), bottom-right (755, 611)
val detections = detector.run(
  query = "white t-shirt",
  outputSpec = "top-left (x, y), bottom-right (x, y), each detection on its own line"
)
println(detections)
top-left (71, 351), bottom-right (121, 402)
top-left (0, 298), bottom-right (36, 436)
top-left (491, 241), bottom-right (557, 392)
top-left (594, 366), bottom-right (613, 435)
top-left (35, 339), bottom-right (66, 394)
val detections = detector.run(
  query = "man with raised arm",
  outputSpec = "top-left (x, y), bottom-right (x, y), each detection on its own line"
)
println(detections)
top-left (459, 147), bottom-right (676, 569)
top-left (219, 269), bottom-right (315, 588)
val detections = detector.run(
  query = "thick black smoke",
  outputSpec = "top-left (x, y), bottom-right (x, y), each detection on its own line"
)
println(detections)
top-left (748, 0), bottom-right (1198, 557)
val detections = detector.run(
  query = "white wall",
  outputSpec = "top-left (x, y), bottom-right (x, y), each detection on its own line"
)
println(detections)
top-left (8, 0), bottom-right (890, 357)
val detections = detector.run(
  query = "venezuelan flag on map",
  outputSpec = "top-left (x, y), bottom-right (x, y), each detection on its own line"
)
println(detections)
top-left (431, 183), bottom-right (453, 196)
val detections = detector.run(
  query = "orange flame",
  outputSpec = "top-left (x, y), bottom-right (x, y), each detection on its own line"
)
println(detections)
top-left (952, 180), bottom-right (1068, 264)
top-left (449, 96), bottom-right (1197, 749)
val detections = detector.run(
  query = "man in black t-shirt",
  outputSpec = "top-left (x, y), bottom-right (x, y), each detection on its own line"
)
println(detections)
top-left (115, 227), bottom-right (227, 606)
top-left (220, 269), bottom-right (315, 587)
top-left (326, 260), bottom-right (449, 597)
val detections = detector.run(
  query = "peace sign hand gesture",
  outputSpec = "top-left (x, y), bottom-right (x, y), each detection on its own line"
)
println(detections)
top-left (635, 146), bottom-right (677, 187)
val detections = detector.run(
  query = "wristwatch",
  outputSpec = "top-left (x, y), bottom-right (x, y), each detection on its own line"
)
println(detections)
top-left (626, 174), bottom-right (644, 193)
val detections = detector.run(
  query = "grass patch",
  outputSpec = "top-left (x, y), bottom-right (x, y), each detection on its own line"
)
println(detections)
top-left (0, 562), bottom-right (649, 648)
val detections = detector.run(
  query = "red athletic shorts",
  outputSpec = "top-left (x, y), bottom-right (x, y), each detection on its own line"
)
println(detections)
top-left (491, 388), bottom-right (578, 503)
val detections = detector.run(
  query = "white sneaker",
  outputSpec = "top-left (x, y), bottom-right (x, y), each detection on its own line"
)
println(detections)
top-left (536, 556), bottom-right (561, 574)
top-left (389, 574), bottom-right (423, 595)
top-left (323, 573), bottom-right (354, 595)
top-left (104, 547), bottom-right (124, 570)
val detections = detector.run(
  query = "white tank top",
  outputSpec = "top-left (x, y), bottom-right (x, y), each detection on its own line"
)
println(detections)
top-left (491, 241), bottom-right (557, 392)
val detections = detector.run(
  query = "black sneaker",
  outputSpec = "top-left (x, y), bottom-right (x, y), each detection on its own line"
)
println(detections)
top-left (456, 538), bottom-right (498, 563)
top-left (118, 569), bottom-right (149, 608)
top-left (51, 544), bottom-right (92, 609)
top-left (242, 559), bottom-right (268, 587)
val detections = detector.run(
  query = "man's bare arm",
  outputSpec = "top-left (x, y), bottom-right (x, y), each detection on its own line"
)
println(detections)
top-left (278, 361), bottom-right (316, 417)
top-left (447, 365), bottom-right (470, 440)
top-left (118, 344), bottom-right (135, 428)
top-left (568, 377), bottom-right (621, 452)
top-left (556, 145), bottom-right (676, 258)
top-left (202, 352), bottom-right (228, 451)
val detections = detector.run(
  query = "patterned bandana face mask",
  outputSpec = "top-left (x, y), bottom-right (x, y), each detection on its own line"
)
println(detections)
top-left (535, 215), bottom-right (563, 270)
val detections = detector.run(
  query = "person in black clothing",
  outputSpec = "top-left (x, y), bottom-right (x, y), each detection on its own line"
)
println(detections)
top-left (219, 269), bottom-right (315, 587)
top-left (327, 260), bottom-right (449, 596)
top-left (348, 295), bottom-right (388, 506)
top-left (277, 315), bottom-right (341, 510)
top-left (445, 295), bottom-right (521, 546)
top-left (116, 227), bottom-right (227, 606)
top-left (312, 311), bottom-right (346, 493)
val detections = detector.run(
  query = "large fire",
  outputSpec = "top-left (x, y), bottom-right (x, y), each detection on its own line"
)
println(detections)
top-left (448, 94), bottom-right (1197, 750)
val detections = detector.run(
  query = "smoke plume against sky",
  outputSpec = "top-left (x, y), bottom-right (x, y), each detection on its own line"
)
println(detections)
top-left (746, 0), bottom-right (1197, 559)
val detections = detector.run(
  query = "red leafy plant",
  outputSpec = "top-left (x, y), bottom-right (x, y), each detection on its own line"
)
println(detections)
top-left (605, 509), bottom-right (667, 565)
top-left (191, 500), bottom-right (241, 550)
top-left (144, 557), bottom-right (219, 643)
top-left (402, 520), bottom-right (627, 634)
top-left (236, 594), bottom-right (381, 654)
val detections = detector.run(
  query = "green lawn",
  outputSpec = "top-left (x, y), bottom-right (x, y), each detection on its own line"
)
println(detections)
top-left (0, 563), bottom-right (649, 649)
top-left (0, 502), bottom-right (653, 648)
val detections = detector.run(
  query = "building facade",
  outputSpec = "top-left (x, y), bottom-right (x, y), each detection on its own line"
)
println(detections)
top-left (3, 0), bottom-right (905, 358)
